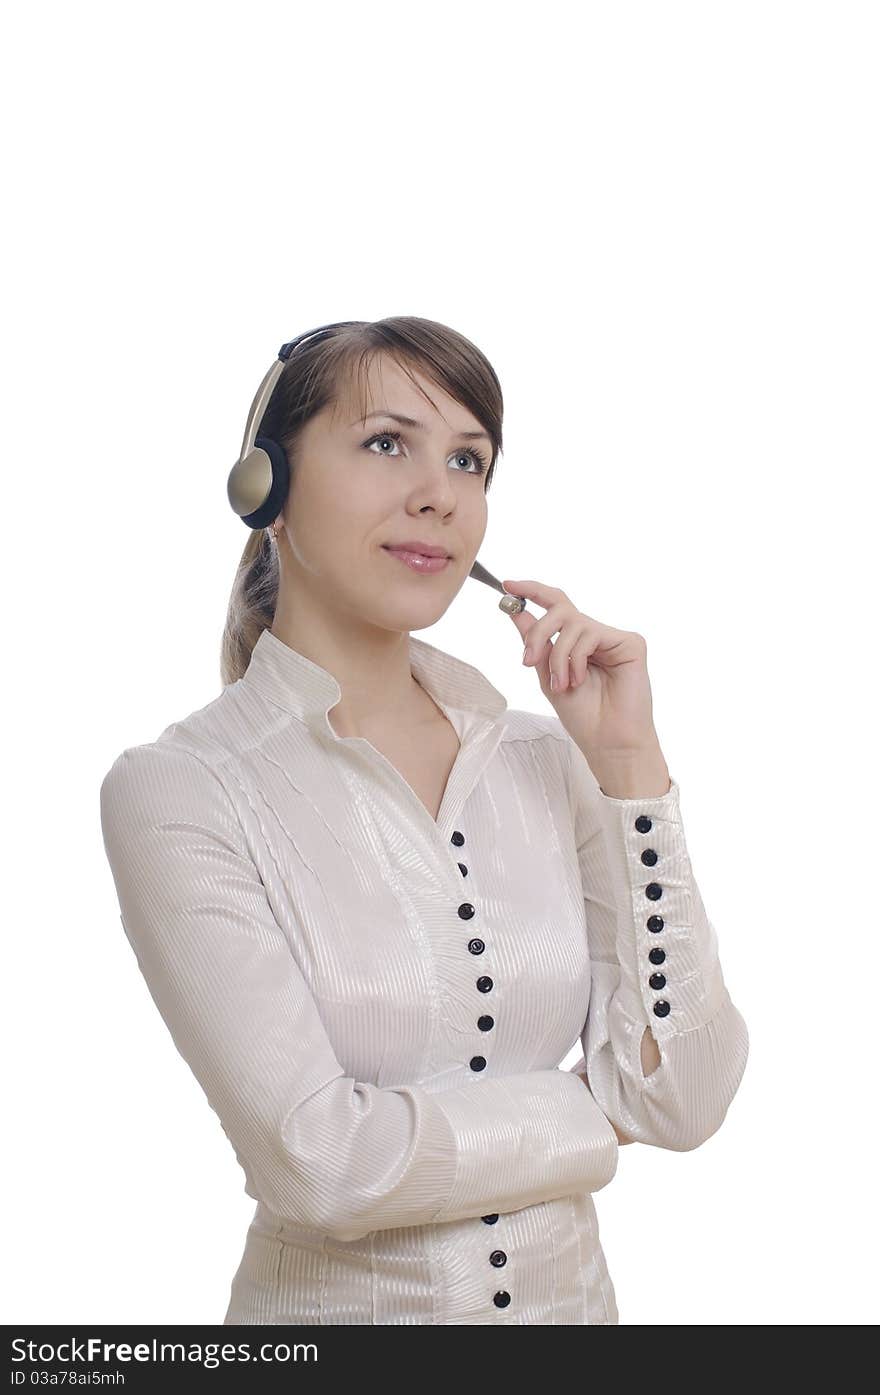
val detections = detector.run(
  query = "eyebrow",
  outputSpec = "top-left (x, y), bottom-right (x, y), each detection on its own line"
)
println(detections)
top-left (350, 410), bottom-right (490, 441)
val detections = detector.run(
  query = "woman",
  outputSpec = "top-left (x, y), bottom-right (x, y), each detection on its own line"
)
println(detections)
top-left (99, 317), bottom-right (749, 1325)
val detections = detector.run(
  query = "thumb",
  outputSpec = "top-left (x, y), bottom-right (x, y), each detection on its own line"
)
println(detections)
top-left (510, 613), bottom-right (543, 655)
top-left (505, 607), bottom-right (538, 645)
top-left (500, 583), bottom-right (532, 642)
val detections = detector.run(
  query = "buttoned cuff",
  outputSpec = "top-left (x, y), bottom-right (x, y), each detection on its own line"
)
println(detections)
top-left (592, 777), bottom-right (727, 1039)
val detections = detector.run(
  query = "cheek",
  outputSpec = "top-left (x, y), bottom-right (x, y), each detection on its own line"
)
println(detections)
top-left (292, 463), bottom-right (379, 536)
top-left (464, 491), bottom-right (489, 537)
top-left (289, 485), bottom-right (389, 580)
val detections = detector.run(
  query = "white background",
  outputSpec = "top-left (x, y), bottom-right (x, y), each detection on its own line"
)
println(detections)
top-left (3, 0), bottom-right (877, 1326)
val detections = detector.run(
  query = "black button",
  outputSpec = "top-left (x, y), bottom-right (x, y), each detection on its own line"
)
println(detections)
top-left (458, 862), bottom-right (468, 876)
top-left (470, 1055), bottom-right (487, 1071)
top-left (653, 1000), bottom-right (671, 1017)
top-left (649, 947), bottom-right (666, 965)
top-left (451, 831), bottom-right (465, 846)
top-left (482, 1214), bottom-right (499, 1224)
top-left (649, 972), bottom-right (667, 990)
top-left (468, 938), bottom-right (485, 955)
top-left (493, 1291), bottom-right (511, 1308)
top-left (489, 1250), bottom-right (507, 1267)
top-left (477, 975), bottom-right (493, 992)
top-left (647, 915), bottom-right (664, 932)
top-left (641, 848), bottom-right (658, 866)
top-left (478, 1015), bottom-right (494, 1031)
top-left (458, 903), bottom-right (475, 919)
top-left (635, 814), bottom-right (653, 832)
top-left (645, 882), bottom-right (663, 901)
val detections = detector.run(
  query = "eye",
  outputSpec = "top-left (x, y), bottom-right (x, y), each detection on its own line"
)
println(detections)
top-left (363, 427), bottom-right (489, 477)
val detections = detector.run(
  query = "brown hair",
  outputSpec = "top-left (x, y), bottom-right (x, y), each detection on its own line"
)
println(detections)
top-left (220, 317), bottom-right (505, 687)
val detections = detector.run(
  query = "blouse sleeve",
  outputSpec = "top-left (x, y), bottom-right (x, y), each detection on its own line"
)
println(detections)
top-left (99, 742), bottom-right (620, 1243)
top-left (564, 735), bottom-right (749, 1151)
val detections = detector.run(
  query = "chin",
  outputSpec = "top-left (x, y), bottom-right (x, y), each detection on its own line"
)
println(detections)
top-left (369, 593), bottom-right (454, 633)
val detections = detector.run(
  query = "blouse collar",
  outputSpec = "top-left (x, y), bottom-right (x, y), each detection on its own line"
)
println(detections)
top-left (239, 625), bottom-right (508, 738)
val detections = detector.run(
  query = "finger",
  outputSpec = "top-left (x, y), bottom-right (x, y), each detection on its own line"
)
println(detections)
top-left (523, 631), bottom-right (581, 693)
top-left (548, 622), bottom-right (588, 691)
top-left (567, 638), bottom-right (591, 687)
top-left (562, 627), bottom-right (601, 688)
top-left (502, 580), bottom-right (565, 611)
top-left (521, 602), bottom-right (570, 665)
top-left (504, 609), bottom-right (541, 645)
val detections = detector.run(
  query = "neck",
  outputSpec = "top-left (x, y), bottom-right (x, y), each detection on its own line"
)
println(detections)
top-left (270, 595), bottom-right (428, 738)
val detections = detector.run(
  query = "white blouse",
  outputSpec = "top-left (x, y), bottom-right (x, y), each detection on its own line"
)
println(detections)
top-left (99, 625), bottom-right (749, 1325)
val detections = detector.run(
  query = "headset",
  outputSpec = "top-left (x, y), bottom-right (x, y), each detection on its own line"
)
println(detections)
top-left (226, 323), bottom-right (525, 615)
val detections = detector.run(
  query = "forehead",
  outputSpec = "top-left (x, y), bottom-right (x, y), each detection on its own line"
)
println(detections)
top-left (330, 352), bottom-right (482, 435)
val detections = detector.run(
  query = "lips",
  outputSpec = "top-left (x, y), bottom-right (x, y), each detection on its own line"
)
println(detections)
top-left (382, 546), bottom-right (453, 574)
top-left (383, 541), bottom-right (452, 559)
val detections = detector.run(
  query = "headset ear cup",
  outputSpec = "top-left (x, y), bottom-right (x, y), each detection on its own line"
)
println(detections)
top-left (227, 436), bottom-right (291, 531)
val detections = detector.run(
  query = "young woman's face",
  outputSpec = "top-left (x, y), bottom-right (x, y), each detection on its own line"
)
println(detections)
top-left (274, 354), bottom-right (492, 633)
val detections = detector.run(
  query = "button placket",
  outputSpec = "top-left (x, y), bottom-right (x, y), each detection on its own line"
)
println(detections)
top-left (450, 825), bottom-right (513, 1317)
top-left (633, 813), bottom-right (671, 1019)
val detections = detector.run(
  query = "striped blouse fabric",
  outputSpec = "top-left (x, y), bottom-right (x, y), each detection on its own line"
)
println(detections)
top-left (98, 625), bottom-right (749, 1325)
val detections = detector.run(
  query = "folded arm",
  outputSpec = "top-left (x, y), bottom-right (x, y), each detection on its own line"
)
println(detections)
top-left (100, 742), bottom-right (622, 1242)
